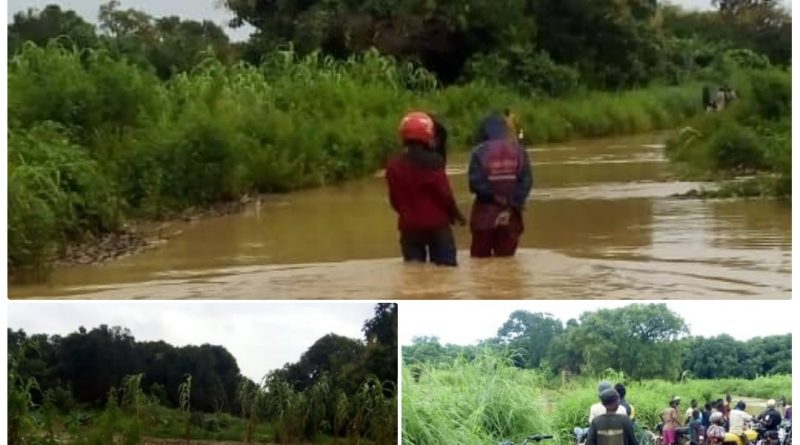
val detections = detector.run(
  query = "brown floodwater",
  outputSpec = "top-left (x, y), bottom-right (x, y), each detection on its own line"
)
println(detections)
top-left (9, 133), bottom-right (791, 299)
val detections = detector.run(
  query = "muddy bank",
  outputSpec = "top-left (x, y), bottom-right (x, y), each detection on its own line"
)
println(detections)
top-left (54, 199), bottom-right (258, 268)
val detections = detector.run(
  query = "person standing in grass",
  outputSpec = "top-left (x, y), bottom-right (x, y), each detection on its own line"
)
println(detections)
top-left (661, 397), bottom-right (682, 445)
top-left (386, 111), bottom-right (466, 266)
top-left (468, 112), bottom-right (533, 258)
top-left (587, 388), bottom-right (639, 445)
top-left (615, 383), bottom-right (635, 420)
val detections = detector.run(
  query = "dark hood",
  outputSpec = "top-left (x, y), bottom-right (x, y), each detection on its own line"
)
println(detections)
top-left (406, 143), bottom-right (445, 169)
top-left (477, 114), bottom-right (510, 143)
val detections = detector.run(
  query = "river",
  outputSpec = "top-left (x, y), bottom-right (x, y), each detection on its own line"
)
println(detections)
top-left (9, 133), bottom-right (791, 299)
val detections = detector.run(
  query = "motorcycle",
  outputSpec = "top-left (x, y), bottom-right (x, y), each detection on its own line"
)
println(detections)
top-left (651, 423), bottom-right (691, 445)
top-left (500, 433), bottom-right (554, 445)
top-left (574, 427), bottom-right (588, 445)
top-left (723, 429), bottom-right (759, 445)
top-left (779, 420), bottom-right (791, 445)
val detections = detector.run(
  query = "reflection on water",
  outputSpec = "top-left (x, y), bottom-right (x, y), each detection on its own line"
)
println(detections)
top-left (10, 133), bottom-right (791, 299)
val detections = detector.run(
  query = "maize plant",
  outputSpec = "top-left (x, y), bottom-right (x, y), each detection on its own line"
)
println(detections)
top-left (178, 374), bottom-right (192, 445)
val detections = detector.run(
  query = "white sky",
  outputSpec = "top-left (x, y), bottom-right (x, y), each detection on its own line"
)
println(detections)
top-left (7, 302), bottom-right (377, 381)
top-left (400, 301), bottom-right (794, 346)
top-left (11, 0), bottom-right (789, 43)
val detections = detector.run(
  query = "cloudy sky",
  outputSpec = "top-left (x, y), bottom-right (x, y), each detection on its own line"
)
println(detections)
top-left (5, 0), bottom-right (757, 42)
top-left (8, 302), bottom-right (377, 381)
top-left (400, 301), bottom-right (794, 346)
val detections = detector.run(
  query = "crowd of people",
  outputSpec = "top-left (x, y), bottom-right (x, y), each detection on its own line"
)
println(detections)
top-left (385, 110), bottom-right (533, 266)
top-left (582, 381), bottom-right (791, 445)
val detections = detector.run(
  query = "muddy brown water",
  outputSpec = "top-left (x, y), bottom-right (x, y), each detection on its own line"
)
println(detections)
top-left (9, 133), bottom-right (791, 299)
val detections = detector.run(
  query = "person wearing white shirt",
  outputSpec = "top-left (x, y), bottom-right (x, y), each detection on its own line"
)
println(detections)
top-left (589, 381), bottom-right (627, 423)
top-left (730, 401), bottom-right (754, 445)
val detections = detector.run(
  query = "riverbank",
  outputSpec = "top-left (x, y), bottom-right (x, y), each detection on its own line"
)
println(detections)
top-left (666, 68), bottom-right (791, 198)
top-left (9, 44), bottom-right (704, 278)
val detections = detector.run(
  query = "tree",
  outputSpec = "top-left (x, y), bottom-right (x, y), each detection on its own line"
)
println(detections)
top-left (8, 5), bottom-right (99, 54)
top-left (98, 1), bottom-right (234, 78)
top-left (224, 0), bottom-right (536, 82)
top-left (280, 334), bottom-right (367, 394)
top-left (496, 311), bottom-right (564, 368)
top-left (564, 304), bottom-right (689, 378)
top-left (362, 304), bottom-right (398, 387)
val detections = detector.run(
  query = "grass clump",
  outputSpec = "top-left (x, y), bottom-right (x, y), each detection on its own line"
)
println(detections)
top-left (403, 349), bottom-right (555, 445)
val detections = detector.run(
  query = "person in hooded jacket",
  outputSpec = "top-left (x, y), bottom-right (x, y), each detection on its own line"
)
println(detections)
top-left (386, 111), bottom-right (466, 266)
top-left (468, 112), bottom-right (533, 257)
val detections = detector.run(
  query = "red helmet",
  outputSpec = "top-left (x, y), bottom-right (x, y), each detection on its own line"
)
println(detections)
top-left (399, 112), bottom-right (434, 146)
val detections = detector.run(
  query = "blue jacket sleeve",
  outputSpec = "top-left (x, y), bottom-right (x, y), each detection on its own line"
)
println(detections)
top-left (512, 148), bottom-right (533, 209)
top-left (468, 145), bottom-right (493, 202)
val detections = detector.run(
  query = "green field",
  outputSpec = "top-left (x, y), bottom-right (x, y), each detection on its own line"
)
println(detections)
top-left (402, 351), bottom-right (791, 445)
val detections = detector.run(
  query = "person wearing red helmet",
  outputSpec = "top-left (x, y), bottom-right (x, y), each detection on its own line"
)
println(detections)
top-left (385, 111), bottom-right (466, 266)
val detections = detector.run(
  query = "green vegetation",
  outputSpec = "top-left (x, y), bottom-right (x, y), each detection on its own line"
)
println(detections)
top-left (667, 67), bottom-right (791, 198)
top-left (405, 304), bottom-right (792, 380)
top-left (7, 304), bottom-right (397, 445)
top-left (402, 351), bottom-right (791, 445)
top-left (7, 43), bottom-right (700, 279)
top-left (7, 0), bottom-right (792, 277)
top-left (403, 304), bottom-right (791, 445)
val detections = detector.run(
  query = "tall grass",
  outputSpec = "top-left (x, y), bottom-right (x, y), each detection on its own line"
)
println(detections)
top-left (403, 349), bottom-right (555, 445)
top-left (404, 351), bottom-right (791, 445)
top-left (9, 42), bottom-right (702, 277)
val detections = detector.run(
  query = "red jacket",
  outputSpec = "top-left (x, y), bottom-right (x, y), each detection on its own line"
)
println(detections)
top-left (385, 148), bottom-right (458, 232)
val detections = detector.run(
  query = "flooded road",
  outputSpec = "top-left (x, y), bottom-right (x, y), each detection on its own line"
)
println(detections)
top-left (10, 133), bottom-right (791, 299)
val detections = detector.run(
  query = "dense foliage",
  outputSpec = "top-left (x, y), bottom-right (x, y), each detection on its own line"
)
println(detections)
top-left (7, 1), bottom-right (791, 277)
top-left (403, 304), bottom-right (792, 381)
top-left (7, 303), bottom-right (397, 445)
top-left (402, 349), bottom-right (791, 445)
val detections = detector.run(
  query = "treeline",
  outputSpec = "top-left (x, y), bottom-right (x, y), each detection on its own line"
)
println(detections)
top-left (8, 303), bottom-right (397, 418)
top-left (403, 304), bottom-right (791, 380)
top-left (8, 1), bottom-right (791, 92)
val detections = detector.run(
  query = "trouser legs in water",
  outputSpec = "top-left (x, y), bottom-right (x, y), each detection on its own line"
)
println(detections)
top-left (400, 228), bottom-right (457, 266)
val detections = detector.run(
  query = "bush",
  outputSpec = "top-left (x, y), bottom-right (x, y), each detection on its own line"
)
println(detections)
top-left (8, 124), bottom-right (120, 277)
top-left (465, 47), bottom-right (582, 98)
top-left (665, 67), bottom-right (790, 196)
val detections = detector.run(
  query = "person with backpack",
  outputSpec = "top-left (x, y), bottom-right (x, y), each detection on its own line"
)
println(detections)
top-left (468, 112), bottom-right (533, 258)
top-left (386, 111), bottom-right (466, 266)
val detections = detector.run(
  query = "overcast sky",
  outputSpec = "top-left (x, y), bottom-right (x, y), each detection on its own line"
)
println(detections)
top-left (400, 301), bottom-right (794, 346)
top-left (6, 0), bottom-right (760, 42)
top-left (8, 302), bottom-right (377, 381)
